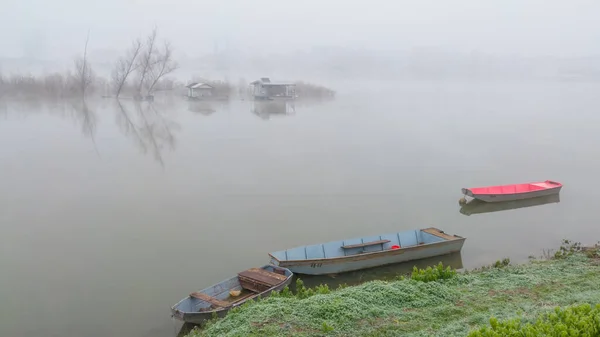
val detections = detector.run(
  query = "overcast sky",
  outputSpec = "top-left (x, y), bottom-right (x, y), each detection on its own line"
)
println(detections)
top-left (1, 0), bottom-right (600, 60)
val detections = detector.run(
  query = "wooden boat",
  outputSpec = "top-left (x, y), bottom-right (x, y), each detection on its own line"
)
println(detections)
top-left (461, 180), bottom-right (562, 203)
top-left (460, 194), bottom-right (560, 216)
top-left (171, 265), bottom-right (293, 324)
top-left (268, 227), bottom-right (465, 275)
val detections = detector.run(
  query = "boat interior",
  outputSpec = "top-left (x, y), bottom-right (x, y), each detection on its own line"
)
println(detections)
top-left (269, 228), bottom-right (456, 262)
top-left (467, 180), bottom-right (561, 195)
top-left (175, 265), bottom-right (290, 313)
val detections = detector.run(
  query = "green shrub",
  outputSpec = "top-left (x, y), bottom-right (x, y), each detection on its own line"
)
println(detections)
top-left (295, 279), bottom-right (314, 299)
top-left (467, 303), bottom-right (600, 336)
top-left (314, 284), bottom-right (331, 295)
top-left (336, 283), bottom-right (349, 290)
top-left (554, 239), bottom-right (583, 259)
top-left (294, 279), bottom-right (331, 299)
top-left (270, 285), bottom-right (294, 298)
top-left (493, 258), bottom-right (510, 268)
top-left (321, 321), bottom-right (334, 333)
top-left (411, 262), bottom-right (457, 282)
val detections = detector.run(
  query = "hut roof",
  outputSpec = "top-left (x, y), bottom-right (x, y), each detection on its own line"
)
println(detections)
top-left (186, 82), bottom-right (214, 89)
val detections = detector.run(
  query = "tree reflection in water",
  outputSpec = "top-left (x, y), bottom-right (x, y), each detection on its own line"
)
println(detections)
top-left (70, 98), bottom-right (99, 155)
top-left (115, 100), bottom-right (180, 167)
top-left (1, 97), bottom-right (181, 166)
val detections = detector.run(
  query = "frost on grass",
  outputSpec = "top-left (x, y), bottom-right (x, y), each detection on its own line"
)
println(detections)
top-left (191, 280), bottom-right (458, 336)
top-left (189, 253), bottom-right (600, 337)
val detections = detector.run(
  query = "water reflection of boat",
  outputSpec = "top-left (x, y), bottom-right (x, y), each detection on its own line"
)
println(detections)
top-left (297, 252), bottom-right (464, 290)
top-left (459, 193), bottom-right (560, 216)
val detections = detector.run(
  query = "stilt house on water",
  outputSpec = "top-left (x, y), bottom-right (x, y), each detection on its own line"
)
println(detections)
top-left (186, 82), bottom-right (215, 99)
top-left (250, 78), bottom-right (296, 100)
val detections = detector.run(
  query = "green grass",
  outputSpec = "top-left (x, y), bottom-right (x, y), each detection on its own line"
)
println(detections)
top-left (466, 303), bottom-right (600, 336)
top-left (186, 245), bottom-right (600, 337)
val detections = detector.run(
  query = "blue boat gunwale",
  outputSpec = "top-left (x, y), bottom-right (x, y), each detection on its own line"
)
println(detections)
top-left (170, 264), bottom-right (294, 314)
top-left (268, 227), bottom-right (465, 264)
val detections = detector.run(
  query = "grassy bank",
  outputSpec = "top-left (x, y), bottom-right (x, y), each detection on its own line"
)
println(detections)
top-left (186, 242), bottom-right (600, 337)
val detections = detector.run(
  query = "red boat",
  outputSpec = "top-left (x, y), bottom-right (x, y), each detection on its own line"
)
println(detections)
top-left (461, 180), bottom-right (563, 203)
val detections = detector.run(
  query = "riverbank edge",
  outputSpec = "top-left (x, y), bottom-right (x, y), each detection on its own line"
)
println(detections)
top-left (185, 240), bottom-right (600, 337)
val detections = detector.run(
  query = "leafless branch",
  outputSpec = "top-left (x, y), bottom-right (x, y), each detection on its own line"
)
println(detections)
top-left (146, 41), bottom-right (179, 95)
top-left (112, 38), bottom-right (143, 98)
top-left (135, 27), bottom-right (159, 97)
top-left (74, 30), bottom-right (94, 96)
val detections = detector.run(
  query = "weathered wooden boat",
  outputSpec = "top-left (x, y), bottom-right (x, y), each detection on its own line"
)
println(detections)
top-left (268, 227), bottom-right (465, 275)
top-left (460, 194), bottom-right (560, 216)
top-left (461, 180), bottom-right (562, 203)
top-left (171, 265), bottom-right (293, 324)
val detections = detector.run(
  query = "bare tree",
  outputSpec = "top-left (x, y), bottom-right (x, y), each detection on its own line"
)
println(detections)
top-left (112, 38), bottom-right (143, 98)
top-left (135, 27), bottom-right (159, 97)
top-left (74, 30), bottom-right (94, 96)
top-left (146, 41), bottom-right (179, 95)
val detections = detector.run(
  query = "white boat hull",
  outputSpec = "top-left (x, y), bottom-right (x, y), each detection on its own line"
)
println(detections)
top-left (271, 239), bottom-right (465, 275)
top-left (462, 185), bottom-right (562, 203)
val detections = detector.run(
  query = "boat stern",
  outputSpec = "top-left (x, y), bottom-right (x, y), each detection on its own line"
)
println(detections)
top-left (170, 296), bottom-right (193, 322)
top-left (461, 188), bottom-right (473, 197)
top-left (171, 307), bottom-right (186, 321)
top-left (261, 264), bottom-right (294, 286)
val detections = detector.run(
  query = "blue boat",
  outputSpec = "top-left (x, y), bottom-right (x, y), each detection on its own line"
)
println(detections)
top-left (171, 265), bottom-right (293, 324)
top-left (268, 227), bottom-right (466, 275)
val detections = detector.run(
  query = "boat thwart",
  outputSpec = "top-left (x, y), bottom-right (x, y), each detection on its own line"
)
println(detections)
top-left (171, 265), bottom-right (293, 324)
top-left (268, 227), bottom-right (466, 275)
top-left (461, 180), bottom-right (562, 203)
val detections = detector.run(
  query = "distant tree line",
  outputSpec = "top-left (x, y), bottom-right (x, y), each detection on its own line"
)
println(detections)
top-left (0, 28), bottom-right (338, 101)
top-left (293, 81), bottom-right (336, 99)
top-left (0, 27), bottom-right (178, 100)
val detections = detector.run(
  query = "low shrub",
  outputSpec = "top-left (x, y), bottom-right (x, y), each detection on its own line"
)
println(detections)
top-left (467, 303), bottom-right (600, 336)
top-left (554, 239), bottom-right (584, 259)
top-left (493, 258), bottom-right (511, 268)
top-left (411, 262), bottom-right (457, 282)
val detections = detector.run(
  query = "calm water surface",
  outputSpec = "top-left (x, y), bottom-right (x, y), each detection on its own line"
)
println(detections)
top-left (1, 80), bottom-right (599, 337)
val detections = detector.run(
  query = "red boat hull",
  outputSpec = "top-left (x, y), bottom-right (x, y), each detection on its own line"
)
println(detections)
top-left (462, 180), bottom-right (563, 203)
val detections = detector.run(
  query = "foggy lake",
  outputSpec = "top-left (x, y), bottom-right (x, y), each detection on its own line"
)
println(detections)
top-left (1, 79), bottom-right (600, 337)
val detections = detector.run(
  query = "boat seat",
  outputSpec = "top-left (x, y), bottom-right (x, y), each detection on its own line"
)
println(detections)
top-left (238, 268), bottom-right (286, 286)
top-left (422, 228), bottom-right (455, 241)
top-left (189, 292), bottom-right (230, 308)
top-left (238, 268), bottom-right (287, 293)
top-left (341, 239), bottom-right (390, 249)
